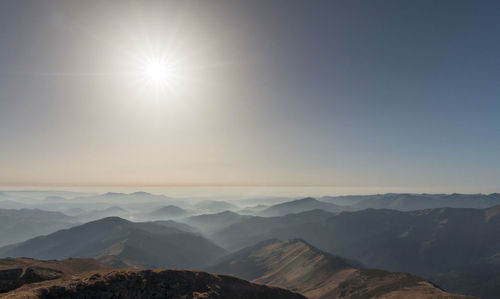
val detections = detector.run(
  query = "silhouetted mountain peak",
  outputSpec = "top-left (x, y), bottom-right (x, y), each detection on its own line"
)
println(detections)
top-left (183, 210), bottom-right (250, 235)
top-left (296, 197), bottom-right (316, 202)
top-left (149, 205), bottom-right (188, 217)
top-left (215, 210), bottom-right (239, 216)
top-left (88, 216), bottom-right (131, 226)
top-left (131, 191), bottom-right (152, 196)
top-left (103, 206), bottom-right (127, 212)
top-left (284, 238), bottom-right (311, 246)
top-left (104, 192), bottom-right (124, 196)
top-left (259, 198), bottom-right (342, 217)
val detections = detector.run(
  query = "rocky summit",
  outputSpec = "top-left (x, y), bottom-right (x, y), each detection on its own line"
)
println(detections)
top-left (0, 258), bottom-right (304, 299)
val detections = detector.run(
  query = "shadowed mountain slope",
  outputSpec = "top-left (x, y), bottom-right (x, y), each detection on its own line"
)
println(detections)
top-left (212, 209), bottom-right (336, 251)
top-left (0, 217), bottom-right (226, 269)
top-left (152, 220), bottom-right (200, 234)
top-left (428, 264), bottom-right (500, 299)
top-left (207, 239), bottom-right (472, 299)
top-left (213, 206), bottom-right (500, 276)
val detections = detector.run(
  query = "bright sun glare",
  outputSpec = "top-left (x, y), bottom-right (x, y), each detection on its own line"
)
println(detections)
top-left (128, 47), bottom-right (187, 98)
top-left (125, 38), bottom-right (200, 99)
top-left (142, 59), bottom-right (172, 86)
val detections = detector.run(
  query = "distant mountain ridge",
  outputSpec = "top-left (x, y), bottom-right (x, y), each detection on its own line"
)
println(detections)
top-left (193, 200), bottom-right (238, 213)
top-left (251, 193), bottom-right (500, 217)
top-left (321, 193), bottom-right (500, 211)
top-left (0, 217), bottom-right (226, 269)
top-left (76, 206), bottom-right (129, 222)
top-left (0, 208), bottom-right (79, 247)
top-left (182, 210), bottom-right (251, 235)
top-left (258, 197), bottom-right (344, 216)
top-left (148, 205), bottom-right (189, 218)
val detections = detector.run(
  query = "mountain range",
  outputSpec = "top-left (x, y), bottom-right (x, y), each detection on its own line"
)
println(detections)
top-left (0, 241), bottom-right (472, 299)
top-left (321, 193), bottom-right (500, 211)
top-left (1, 192), bottom-right (499, 298)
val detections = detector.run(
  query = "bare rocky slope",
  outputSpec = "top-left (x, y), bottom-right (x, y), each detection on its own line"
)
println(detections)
top-left (207, 239), bottom-right (475, 299)
top-left (0, 258), bottom-right (110, 294)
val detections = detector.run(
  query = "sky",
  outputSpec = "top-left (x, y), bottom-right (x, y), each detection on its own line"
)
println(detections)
top-left (0, 0), bottom-right (499, 192)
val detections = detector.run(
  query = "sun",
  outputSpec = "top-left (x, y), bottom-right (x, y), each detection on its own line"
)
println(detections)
top-left (129, 50), bottom-right (188, 98)
top-left (123, 39), bottom-right (198, 99)
top-left (142, 58), bottom-right (172, 86)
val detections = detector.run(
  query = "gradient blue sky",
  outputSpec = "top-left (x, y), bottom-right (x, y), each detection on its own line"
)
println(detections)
top-left (0, 0), bottom-right (499, 192)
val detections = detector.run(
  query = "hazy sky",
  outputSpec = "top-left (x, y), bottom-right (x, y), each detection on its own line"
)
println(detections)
top-left (0, 0), bottom-right (499, 192)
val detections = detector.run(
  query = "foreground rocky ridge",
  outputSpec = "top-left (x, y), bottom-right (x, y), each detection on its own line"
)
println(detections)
top-left (0, 258), bottom-right (304, 299)
top-left (0, 258), bottom-right (110, 294)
